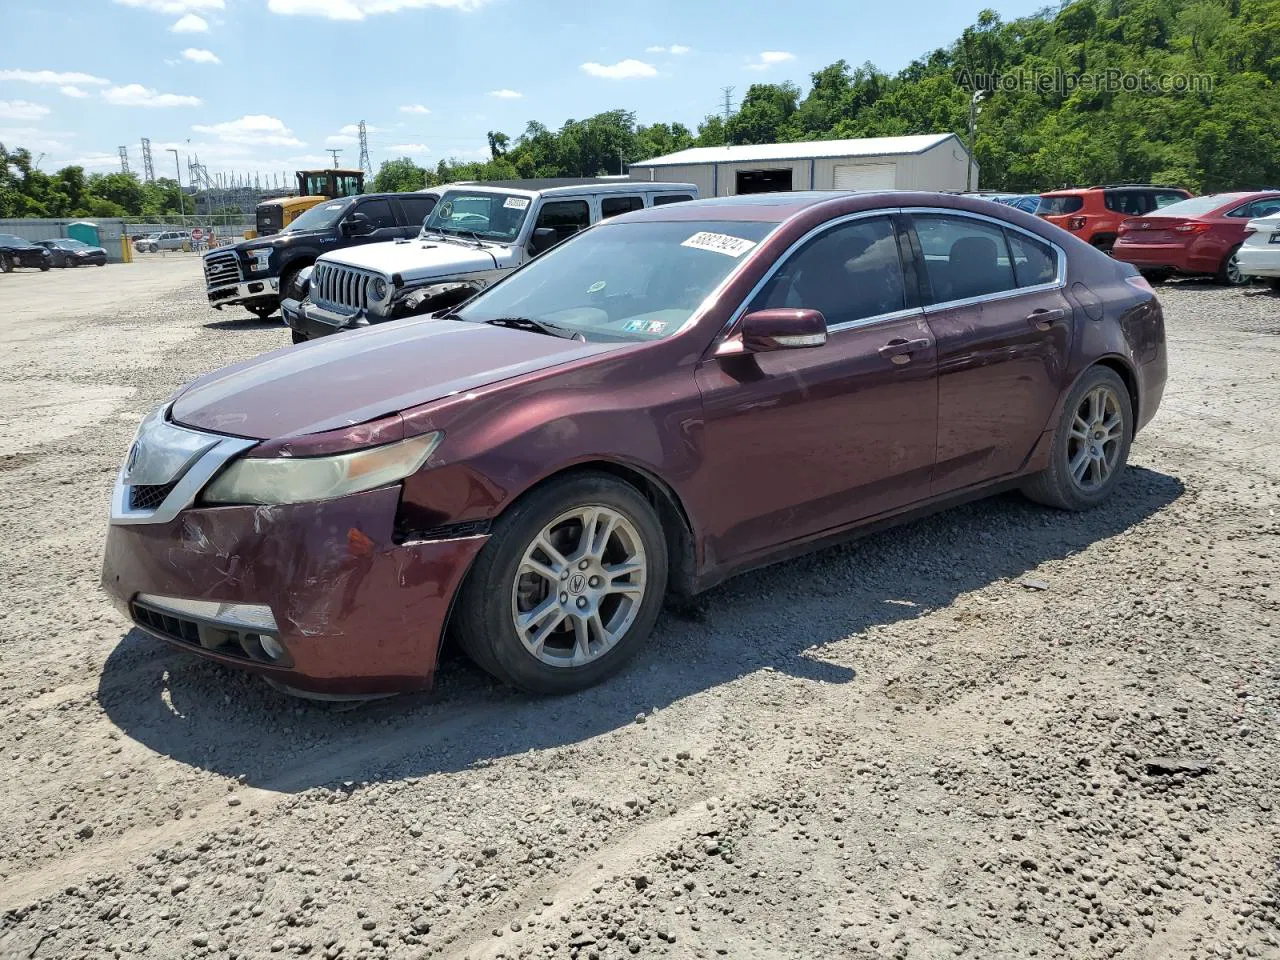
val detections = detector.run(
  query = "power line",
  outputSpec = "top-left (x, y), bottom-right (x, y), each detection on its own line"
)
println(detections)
top-left (326, 148), bottom-right (343, 168)
top-left (357, 120), bottom-right (372, 175)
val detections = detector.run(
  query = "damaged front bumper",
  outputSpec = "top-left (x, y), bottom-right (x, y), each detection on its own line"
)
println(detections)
top-left (207, 277), bottom-right (280, 310)
top-left (102, 486), bottom-right (488, 696)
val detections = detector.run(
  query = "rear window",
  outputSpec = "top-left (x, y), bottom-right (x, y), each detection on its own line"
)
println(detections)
top-left (1036, 195), bottom-right (1083, 216)
top-left (1104, 191), bottom-right (1155, 216)
top-left (653, 194), bottom-right (694, 206)
top-left (601, 195), bottom-right (645, 218)
top-left (1154, 195), bottom-right (1247, 218)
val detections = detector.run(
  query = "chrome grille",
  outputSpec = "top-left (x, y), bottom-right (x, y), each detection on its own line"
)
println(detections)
top-left (203, 250), bottom-right (241, 288)
top-left (312, 262), bottom-right (374, 316)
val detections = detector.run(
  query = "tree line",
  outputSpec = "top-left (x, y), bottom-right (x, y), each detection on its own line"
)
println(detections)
top-left (5, 0), bottom-right (1278, 219)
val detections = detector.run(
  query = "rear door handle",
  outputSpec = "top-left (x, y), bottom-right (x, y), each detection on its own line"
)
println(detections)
top-left (1027, 308), bottom-right (1067, 331)
top-left (878, 337), bottom-right (931, 365)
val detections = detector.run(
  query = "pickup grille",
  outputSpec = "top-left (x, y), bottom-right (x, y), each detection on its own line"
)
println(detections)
top-left (312, 262), bottom-right (375, 316)
top-left (204, 250), bottom-right (241, 289)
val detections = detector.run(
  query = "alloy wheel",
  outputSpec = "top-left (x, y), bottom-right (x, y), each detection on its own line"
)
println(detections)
top-left (510, 505), bottom-right (647, 668)
top-left (1226, 253), bottom-right (1244, 286)
top-left (1067, 385), bottom-right (1123, 492)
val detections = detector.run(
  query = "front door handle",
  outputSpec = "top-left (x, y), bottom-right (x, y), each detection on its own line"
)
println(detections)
top-left (878, 337), bottom-right (931, 365)
top-left (1027, 307), bottom-right (1067, 331)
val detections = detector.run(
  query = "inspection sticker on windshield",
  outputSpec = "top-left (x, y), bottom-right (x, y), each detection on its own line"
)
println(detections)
top-left (624, 318), bottom-right (667, 334)
top-left (503, 197), bottom-right (530, 209)
top-left (681, 231), bottom-right (756, 257)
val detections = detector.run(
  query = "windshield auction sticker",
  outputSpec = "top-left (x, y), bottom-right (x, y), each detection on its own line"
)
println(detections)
top-left (503, 197), bottom-right (531, 209)
top-left (681, 232), bottom-right (756, 257)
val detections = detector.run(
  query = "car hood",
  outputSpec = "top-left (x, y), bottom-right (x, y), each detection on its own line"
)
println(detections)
top-left (321, 238), bottom-right (504, 279)
top-left (171, 318), bottom-right (619, 440)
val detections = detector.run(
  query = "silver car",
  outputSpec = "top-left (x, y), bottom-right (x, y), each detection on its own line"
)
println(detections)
top-left (138, 231), bottom-right (191, 253)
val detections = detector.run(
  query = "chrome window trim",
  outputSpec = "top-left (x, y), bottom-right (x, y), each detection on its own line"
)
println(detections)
top-left (719, 208), bottom-right (906, 337)
top-left (903, 206), bottom-right (1068, 314)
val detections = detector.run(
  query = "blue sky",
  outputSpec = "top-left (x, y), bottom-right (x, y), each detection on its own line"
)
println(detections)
top-left (2, 0), bottom-right (1048, 179)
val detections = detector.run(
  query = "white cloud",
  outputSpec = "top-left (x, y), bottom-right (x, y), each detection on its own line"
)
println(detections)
top-left (399, 104), bottom-right (430, 114)
top-left (580, 59), bottom-right (658, 80)
top-left (192, 114), bottom-right (303, 146)
top-left (0, 127), bottom-right (72, 153)
top-left (747, 50), bottom-right (796, 71)
top-left (171, 13), bottom-right (210, 31)
top-left (266, 0), bottom-right (489, 19)
top-left (0, 69), bottom-right (110, 87)
top-left (325, 122), bottom-right (380, 146)
top-left (60, 86), bottom-right (90, 98)
top-left (114, 0), bottom-right (224, 13)
top-left (488, 88), bottom-right (522, 99)
top-left (103, 84), bottom-right (202, 107)
top-left (645, 44), bottom-right (690, 55)
top-left (181, 48), bottom-right (221, 64)
top-left (0, 100), bottom-right (51, 121)
top-left (387, 143), bottom-right (428, 153)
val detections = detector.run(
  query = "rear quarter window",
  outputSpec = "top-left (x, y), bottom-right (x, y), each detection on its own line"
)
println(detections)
top-left (1036, 196), bottom-right (1083, 216)
top-left (653, 194), bottom-right (694, 206)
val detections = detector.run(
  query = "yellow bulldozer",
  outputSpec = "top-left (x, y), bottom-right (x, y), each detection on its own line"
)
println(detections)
top-left (251, 169), bottom-right (366, 237)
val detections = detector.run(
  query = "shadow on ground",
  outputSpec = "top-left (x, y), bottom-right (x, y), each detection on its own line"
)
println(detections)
top-left (98, 466), bottom-right (1183, 791)
top-left (203, 315), bottom-right (281, 331)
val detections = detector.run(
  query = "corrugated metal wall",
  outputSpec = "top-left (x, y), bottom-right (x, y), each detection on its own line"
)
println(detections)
top-left (630, 140), bottom-right (976, 196)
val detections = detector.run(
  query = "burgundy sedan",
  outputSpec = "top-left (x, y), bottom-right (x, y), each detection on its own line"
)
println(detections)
top-left (102, 192), bottom-right (1167, 697)
top-left (1112, 191), bottom-right (1280, 284)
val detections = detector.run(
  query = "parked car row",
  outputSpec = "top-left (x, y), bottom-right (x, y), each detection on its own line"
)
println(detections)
top-left (123, 190), bottom-right (1165, 697)
top-left (0, 234), bottom-right (109, 272)
top-left (968, 183), bottom-right (1280, 287)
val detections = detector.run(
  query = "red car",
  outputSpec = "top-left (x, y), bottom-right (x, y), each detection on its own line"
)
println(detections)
top-left (102, 192), bottom-right (1167, 698)
top-left (1112, 191), bottom-right (1280, 284)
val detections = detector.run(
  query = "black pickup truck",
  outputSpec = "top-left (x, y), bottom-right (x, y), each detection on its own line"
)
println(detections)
top-left (201, 190), bottom-right (440, 319)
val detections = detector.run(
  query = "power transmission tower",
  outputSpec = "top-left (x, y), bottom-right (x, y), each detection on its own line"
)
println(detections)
top-left (327, 148), bottom-right (342, 168)
top-left (720, 86), bottom-right (735, 121)
top-left (140, 138), bottom-right (155, 182)
top-left (118, 146), bottom-right (130, 174)
top-left (357, 120), bottom-right (372, 175)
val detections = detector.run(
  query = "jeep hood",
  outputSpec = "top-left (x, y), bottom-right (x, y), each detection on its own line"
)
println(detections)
top-left (171, 318), bottom-right (619, 440)
top-left (320, 238), bottom-right (504, 280)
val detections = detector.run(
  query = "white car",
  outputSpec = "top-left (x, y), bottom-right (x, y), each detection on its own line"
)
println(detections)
top-left (1237, 213), bottom-right (1280, 289)
top-left (283, 179), bottom-right (698, 342)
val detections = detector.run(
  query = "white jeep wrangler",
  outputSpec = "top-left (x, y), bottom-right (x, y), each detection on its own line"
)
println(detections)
top-left (282, 178), bottom-right (697, 342)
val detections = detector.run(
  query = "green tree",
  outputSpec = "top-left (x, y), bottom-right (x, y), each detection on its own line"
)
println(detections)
top-left (372, 157), bottom-right (428, 192)
top-left (726, 83), bottom-right (801, 145)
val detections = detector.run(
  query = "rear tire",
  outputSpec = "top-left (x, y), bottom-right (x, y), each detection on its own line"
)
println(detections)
top-left (1022, 366), bottom-right (1133, 511)
top-left (1216, 245), bottom-right (1246, 286)
top-left (452, 473), bottom-right (668, 694)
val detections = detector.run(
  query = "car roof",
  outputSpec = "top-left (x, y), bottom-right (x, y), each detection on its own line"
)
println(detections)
top-left (443, 178), bottom-right (698, 198)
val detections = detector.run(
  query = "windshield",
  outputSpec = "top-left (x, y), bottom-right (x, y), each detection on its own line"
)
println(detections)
top-left (453, 219), bottom-right (777, 342)
top-left (423, 190), bottom-right (531, 243)
top-left (0, 234), bottom-right (33, 247)
top-left (283, 198), bottom-right (353, 233)
top-left (58, 239), bottom-right (88, 248)
top-left (1151, 194), bottom-right (1245, 218)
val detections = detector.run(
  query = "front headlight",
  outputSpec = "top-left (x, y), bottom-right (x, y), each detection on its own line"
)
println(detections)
top-left (202, 432), bottom-right (441, 506)
top-left (371, 277), bottom-right (388, 301)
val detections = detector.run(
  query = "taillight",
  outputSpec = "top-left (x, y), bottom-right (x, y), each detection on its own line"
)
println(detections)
top-left (1067, 217), bottom-right (1087, 230)
top-left (1125, 275), bottom-right (1154, 294)
top-left (1117, 222), bottom-right (1130, 236)
top-left (1174, 222), bottom-right (1211, 234)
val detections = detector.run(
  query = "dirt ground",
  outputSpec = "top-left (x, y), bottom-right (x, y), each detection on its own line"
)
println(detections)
top-left (0, 260), bottom-right (1277, 960)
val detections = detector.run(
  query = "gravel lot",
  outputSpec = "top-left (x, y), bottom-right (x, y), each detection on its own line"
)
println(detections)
top-left (1, 262), bottom-right (1277, 960)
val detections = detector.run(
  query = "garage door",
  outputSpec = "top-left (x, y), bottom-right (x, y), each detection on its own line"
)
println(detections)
top-left (833, 163), bottom-right (897, 191)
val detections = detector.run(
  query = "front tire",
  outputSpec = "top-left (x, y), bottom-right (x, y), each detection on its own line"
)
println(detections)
top-left (0, 254), bottom-right (11, 273)
top-left (453, 473), bottom-right (668, 694)
top-left (39, 262), bottom-right (50, 272)
top-left (1022, 366), bottom-right (1133, 511)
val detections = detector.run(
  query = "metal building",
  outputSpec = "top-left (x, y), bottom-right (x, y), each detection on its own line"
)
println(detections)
top-left (628, 133), bottom-right (976, 197)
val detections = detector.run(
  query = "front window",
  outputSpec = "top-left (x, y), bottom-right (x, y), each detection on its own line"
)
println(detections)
top-left (424, 190), bottom-right (532, 243)
top-left (453, 219), bottom-right (777, 342)
top-left (283, 199), bottom-right (353, 233)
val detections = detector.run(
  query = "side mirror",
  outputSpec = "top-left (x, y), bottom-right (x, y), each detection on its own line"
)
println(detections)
top-left (343, 213), bottom-right (373, 236)
top-left (529, 226), bottom-right (558, 255)
top-left (737, 308), bottom-right (828, 353)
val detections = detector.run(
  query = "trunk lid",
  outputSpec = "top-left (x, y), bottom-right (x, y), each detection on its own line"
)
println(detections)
top-left (1119, 216), bottom-right (1191, 244)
